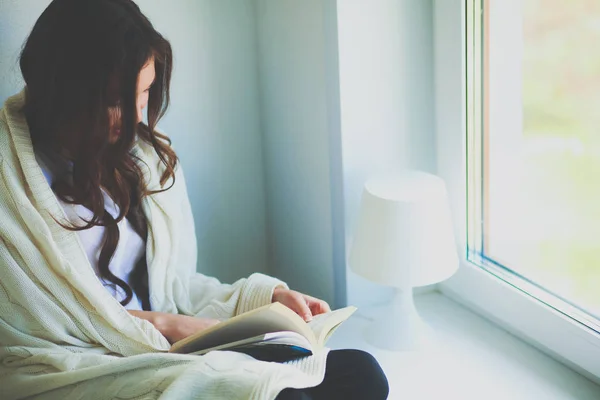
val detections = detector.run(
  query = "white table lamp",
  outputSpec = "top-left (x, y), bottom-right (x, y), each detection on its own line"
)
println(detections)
top-left (348, 170), bottom-right (459, 350)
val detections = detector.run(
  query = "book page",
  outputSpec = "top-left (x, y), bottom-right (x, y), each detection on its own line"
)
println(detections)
top-left (307, 306), bottom-right (357, 347)
top-left (170, 302), bottom-right (315, 354)
top-left (190, 331), bottom-right (312, 356)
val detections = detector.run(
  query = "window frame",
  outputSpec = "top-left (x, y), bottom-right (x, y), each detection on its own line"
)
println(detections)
top-left (434, 0), bottom-right (600, 383)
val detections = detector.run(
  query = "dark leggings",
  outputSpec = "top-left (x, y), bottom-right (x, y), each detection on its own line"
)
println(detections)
top-left (275, 349), bottom-right (389, 400)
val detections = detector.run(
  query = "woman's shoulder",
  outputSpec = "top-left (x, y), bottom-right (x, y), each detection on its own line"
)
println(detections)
top-left (0, 111), bottom-right (8, 161)
top-left (0, 109), bottom-right (20, 172)
top-left (0, 90), bottom-right (28, 166)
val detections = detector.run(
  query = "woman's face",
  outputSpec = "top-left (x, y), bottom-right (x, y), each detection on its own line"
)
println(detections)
top-left (109, 58), bottom-right (156, 142)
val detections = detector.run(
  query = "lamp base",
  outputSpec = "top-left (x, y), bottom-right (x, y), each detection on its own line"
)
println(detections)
top-left (365, 287), bottom-right (435, 351)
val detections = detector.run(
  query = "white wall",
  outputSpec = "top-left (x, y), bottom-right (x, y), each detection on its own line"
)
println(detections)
top-left (337, 0), bottom-right (436, 307)
top-left (0, 0), bottom-right (269, 284)
top-left (0, 0), bottom-right (49, 100)
top-left (255, 0), bottom-right (344, 306)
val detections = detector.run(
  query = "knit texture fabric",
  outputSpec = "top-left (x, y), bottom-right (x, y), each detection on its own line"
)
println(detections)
top-left (0, 90), bottom-right (328, 400)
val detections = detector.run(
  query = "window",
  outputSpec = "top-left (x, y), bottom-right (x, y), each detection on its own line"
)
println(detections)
top-left (435, 0), bottom-right (600, 381)
top-left (467, 0), bottom-right (600, 332)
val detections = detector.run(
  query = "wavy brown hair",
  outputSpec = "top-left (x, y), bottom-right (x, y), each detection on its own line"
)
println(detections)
top-left (19, 0), bottom-right (178, 309)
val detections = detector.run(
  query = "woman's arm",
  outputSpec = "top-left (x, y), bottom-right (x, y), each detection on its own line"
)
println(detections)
top-left (127, 310), bottom-right (220, 344)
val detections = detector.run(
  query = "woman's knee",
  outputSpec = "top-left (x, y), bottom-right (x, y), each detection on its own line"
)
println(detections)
top-left (275, 388), bottom-right (312, 400)
top-left (277, 350), bottom-right (389, 400)
top-left (327, 349), bottom-right (389, 399)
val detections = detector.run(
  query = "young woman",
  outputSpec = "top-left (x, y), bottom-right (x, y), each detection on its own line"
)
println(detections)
top-left (0, 0), bottom-right (388, 399)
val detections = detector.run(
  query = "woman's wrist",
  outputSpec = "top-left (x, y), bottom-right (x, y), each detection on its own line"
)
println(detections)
top-left (127, 310), bottom-right (220, 344)
top-left (128, 310), bottom-right (178, 339)
top-left (271, 285), bottom-right (287, 302)
top-left (150, 312), bottom-right (171, 337)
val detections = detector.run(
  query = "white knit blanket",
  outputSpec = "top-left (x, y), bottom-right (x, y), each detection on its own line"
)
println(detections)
top-left (0, 90), bottom-right (327, 400)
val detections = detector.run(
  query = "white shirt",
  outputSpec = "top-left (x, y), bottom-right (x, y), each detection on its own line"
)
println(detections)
top-left (35, 152), bottom-right (145, 310)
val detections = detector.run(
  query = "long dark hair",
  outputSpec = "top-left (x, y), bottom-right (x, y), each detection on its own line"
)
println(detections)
top-left (20, 0), bottom-right (178, 309)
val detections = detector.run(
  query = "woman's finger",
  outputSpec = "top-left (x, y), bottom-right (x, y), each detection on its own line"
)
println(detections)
top-left (318, 300), bottom-right (331, 314)
top-left (289, 292), bottom-right (313, 321)
top-left (305, 295), bottom-right (331, 315)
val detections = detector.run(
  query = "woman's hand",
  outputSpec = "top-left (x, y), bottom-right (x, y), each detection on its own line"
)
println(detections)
top-left (128, 310), bottom-right (220, 344)
top-left (272, 287), bottom-right (331, 322)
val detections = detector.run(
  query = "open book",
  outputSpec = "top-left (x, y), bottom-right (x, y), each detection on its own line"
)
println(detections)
top-left (168, 302), bottom-right (357, 362)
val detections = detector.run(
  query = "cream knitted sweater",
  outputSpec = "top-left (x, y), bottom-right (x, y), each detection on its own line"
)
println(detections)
top-left (0, 90), bottom-right (328, 400)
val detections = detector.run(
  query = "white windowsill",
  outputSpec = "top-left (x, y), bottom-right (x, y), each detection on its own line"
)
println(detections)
top-left (327, 291), bottom-right (600, 400)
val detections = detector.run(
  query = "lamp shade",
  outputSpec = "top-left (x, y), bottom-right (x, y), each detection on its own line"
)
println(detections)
top-left (348, 170), bottom-right (459, 287)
